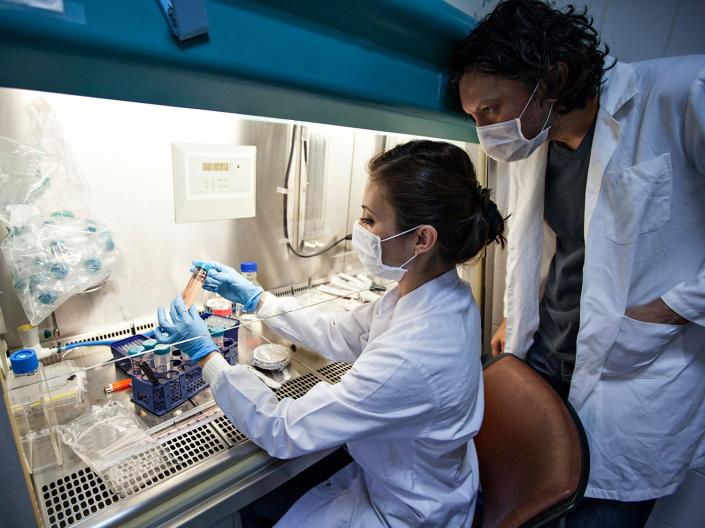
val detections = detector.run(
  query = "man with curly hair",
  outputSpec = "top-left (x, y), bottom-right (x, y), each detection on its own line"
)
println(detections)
top-left (450, 0), bottom-right (705, 526)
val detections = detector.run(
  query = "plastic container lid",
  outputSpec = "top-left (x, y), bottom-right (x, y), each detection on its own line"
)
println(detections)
top-left (154, 344), bottom-right (171, 356)
top-left (10, 348), bottom-right (39, 375)
top-left (127, 345), bottom-right (145, 356)
top-left (142, 339), bottom-right (158, 350)
top-left (252, 344), bottom-right (291, 371)
top-left (240, 261), bottom-right (257, 273)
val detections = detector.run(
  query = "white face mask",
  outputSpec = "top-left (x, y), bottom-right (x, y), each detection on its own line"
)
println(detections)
top-left (351, 221), bottom-right (419, 281)
top-left (476, 82), bottom-right (553, 162)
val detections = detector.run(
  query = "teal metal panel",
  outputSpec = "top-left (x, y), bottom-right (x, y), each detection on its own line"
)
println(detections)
top-left (0, 1), bottom-right (477, 142)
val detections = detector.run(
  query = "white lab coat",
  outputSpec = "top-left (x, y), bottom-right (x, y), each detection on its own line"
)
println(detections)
top-left (502, 55), bottom-right (705, 501)
top-left (202, 268), bottom-right (483, 526)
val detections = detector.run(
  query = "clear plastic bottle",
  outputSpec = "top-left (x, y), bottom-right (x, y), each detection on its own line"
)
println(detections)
top-left (182, 265), bottom-right (209, 309)
top-left (7, 349), bottom-right (63, 472)
top-left (240, 261), bottom-right (261, 317)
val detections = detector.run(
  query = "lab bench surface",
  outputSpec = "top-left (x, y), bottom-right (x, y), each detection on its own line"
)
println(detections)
top-left (30, 319), bottom-right (353, 528)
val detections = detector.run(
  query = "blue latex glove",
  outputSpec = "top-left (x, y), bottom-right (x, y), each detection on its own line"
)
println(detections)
top-left (155, 296), bottom-right (218, 362)
top-left (192, 260), bottom-right (263, 312)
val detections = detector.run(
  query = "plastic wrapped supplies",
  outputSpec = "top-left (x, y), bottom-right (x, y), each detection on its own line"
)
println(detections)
top-left (0, 100), bottom-right (122, 325)
top-left (2, 211), bottom-right (120, 324)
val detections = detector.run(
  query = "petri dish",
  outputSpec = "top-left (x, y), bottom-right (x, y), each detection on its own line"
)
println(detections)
top-left (252, 344), bottom-right (291, 371)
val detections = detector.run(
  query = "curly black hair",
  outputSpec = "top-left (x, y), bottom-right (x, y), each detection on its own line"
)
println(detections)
top-left (449, 0), bottom-right (613, 115)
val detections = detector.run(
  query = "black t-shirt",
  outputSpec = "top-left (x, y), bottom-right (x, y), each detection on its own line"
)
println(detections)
top-left (538, 118), bottom-right (597, 361)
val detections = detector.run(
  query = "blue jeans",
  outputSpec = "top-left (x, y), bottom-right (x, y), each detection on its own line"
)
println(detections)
top-left (525, 332), bottom-right (574, 400)
top-left (525, 333), bottom-right (655, 528)
top-left (558, 497), bottom-right (656, 528)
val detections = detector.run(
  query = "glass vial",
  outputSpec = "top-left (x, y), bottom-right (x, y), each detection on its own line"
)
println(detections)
top-left (182, 265), bottom-right (208, 309)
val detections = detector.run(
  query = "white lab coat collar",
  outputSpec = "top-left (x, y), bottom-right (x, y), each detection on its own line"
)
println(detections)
top-left (600, 59), bottom-right (638, 116)
top-left (394, 267), bottom-right (461, 313)
top-left (368, 268), bottom-right (462, 349)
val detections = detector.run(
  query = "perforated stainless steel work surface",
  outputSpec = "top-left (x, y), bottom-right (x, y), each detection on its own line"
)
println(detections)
top-left (40, 467), bottom-right (118, 528)
top-left (212, 414), bottom-right (249, 447)
top-left (37, 420), bottom-right (228, 528)
top-left (316, 362), bottom-right (353, 384)
top-left (274, 372), bottom-right (323, 400)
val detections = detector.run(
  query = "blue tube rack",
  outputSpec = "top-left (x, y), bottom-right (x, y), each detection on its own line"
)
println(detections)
top-left (110, 314), bottom-right (239, 416)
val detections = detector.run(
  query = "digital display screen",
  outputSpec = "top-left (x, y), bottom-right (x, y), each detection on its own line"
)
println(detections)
top-left (186, 155), bottom-right (252, 197)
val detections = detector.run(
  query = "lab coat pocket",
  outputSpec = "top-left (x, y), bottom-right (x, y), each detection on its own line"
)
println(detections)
top-left (604, 153), bottom-right (672, 245)
top-left (603, 315), bottom-right (683, 378)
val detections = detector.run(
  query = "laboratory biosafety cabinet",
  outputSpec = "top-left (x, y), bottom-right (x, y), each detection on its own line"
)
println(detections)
top-left (0, 3), bottom-right (490, 527)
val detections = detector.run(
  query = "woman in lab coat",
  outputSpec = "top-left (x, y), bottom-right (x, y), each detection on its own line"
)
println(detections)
top-left (155, 140), bottom-right (505, 527)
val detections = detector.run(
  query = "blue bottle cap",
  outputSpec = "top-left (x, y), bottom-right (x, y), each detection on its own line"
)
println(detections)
top-left (192, 261), bottom-right (214, 273)
top-left (38, 291), bottom-right (58, 305)
top-left (13, 278), bottom-right (26, 292)
top-left (10, 349), bottom-right (39, 375)
top-left (142, 339), bottom-right (157, 350)
top-left (240, 261), bottom-right (257, 273)
top-left (49, 261), bottom-right (70, 279)
top-left (48, 240), bottom-right (66, 252)
top-left (82, 257), bottom-right (102, 273)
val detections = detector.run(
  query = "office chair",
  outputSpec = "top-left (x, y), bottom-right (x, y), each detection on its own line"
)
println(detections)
top-left (474, 353), bottom-right (589, 528)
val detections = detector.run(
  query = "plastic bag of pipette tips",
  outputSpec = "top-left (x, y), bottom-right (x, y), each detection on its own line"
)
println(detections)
top-left (57, 400), bottom-right (167, 497)
top-left (0, 99), bottom-right (123, 325)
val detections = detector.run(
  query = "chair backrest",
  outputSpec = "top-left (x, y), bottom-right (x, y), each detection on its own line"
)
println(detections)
top-left (476, 354), bottom-right (589, 528)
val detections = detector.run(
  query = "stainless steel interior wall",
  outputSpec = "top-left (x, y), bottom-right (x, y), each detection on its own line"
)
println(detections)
top-left (0, 89), bottom-right (377, 345)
